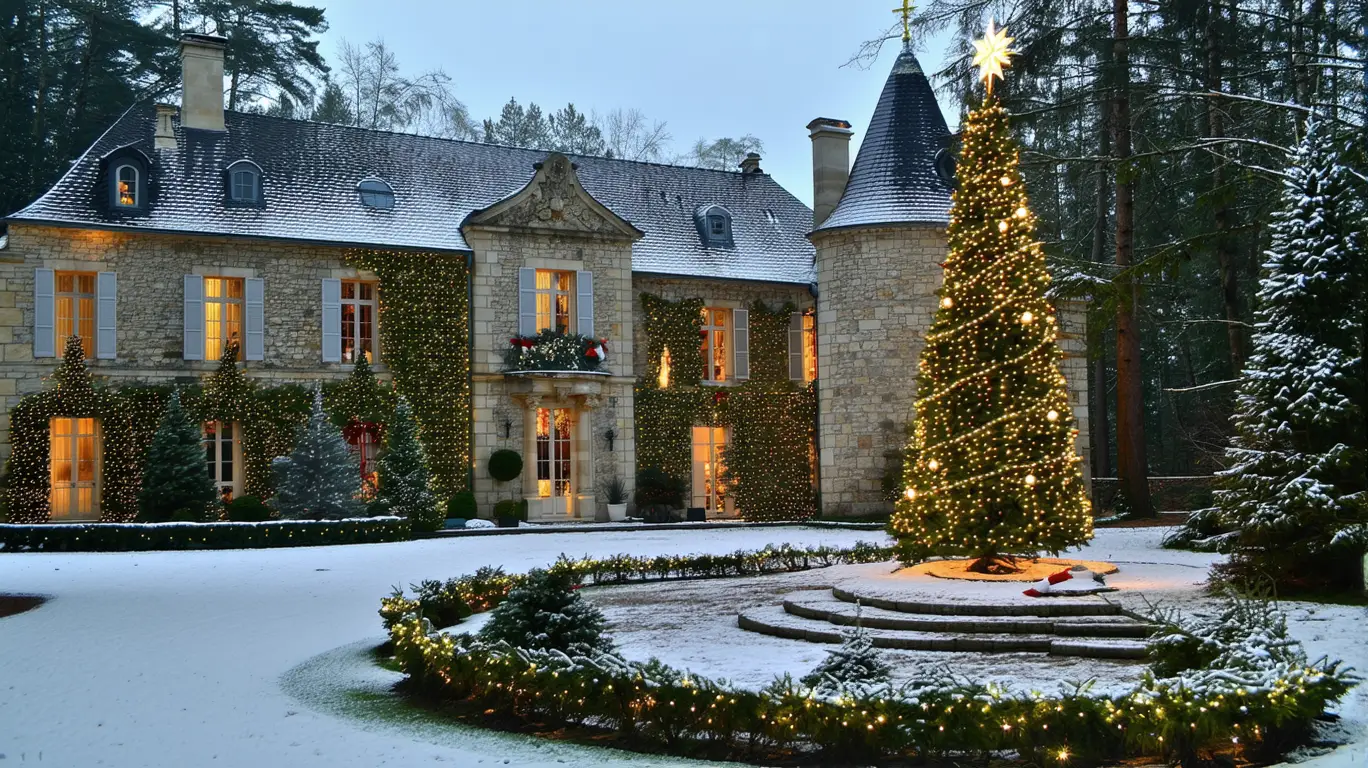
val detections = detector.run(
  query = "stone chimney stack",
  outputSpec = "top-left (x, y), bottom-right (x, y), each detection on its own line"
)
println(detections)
top-left (179, 33), bottom-right (227, 131)
top-left (154, 104), bottom-right (178, 149)
top-left (807, 117), bottom-right (852, 229)
top-left (738, 152), bottom-right (763, 174)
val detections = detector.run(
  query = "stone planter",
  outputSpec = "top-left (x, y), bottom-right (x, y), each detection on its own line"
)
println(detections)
top-left (496, 516), bottom-right (519, 529)
top-left (606, 503), bottom-right (628, 522)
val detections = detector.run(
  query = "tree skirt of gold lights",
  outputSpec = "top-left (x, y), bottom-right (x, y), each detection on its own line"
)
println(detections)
top-left (905, 557), bottom-right (1118, 583)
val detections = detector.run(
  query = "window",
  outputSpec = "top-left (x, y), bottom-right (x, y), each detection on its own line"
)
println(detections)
top-left (803, 313), bottom-right (817, 383)
top-left (691, 425), bottom-right (732, 517)
top-left (344, 421), bottom-right (381, 495)
top-left (340, 280), bottom-right (378, 363)
top-left (708, 215), bottom-right (727, 237)
top-left (227, 161), bottom-right (261, 203)
top-left (203, 277), bottom-right (244, 361)
top-left (203, 421), bottom-right (241, 503)
top-left (790, 311), bottom-right (817, 383)
top-left (535, 408), bottom-right (573, 514)
top-left (535, 270), bottom-right (575, 334)
top-left (56, 272), bottom-right (96, 358)
top-left (114, 164), bottom-right (139, 208)
top-left (50, 417), bottom-right (101, 521)
top-left (357, 178), bottom-right (395, 209)
top-left (700, 307), bottom-right (730, 382)
top-left (697, 205), bottom-right (733, 247)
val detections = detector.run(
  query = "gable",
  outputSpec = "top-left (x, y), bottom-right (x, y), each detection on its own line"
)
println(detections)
top-left (463, 153), bottom-right (642, 240)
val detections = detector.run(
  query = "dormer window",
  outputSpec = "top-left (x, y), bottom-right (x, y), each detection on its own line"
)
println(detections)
top-left (115, 164), bottom-right (139, 208)
top-left (106, 151), bottom-right (148, 213)
top-left (357, 178), bottom-right (395, 209)
top-left (696, 204), bottom-right (734, 247)
top-left (227, 160), bottom-right (262, 204)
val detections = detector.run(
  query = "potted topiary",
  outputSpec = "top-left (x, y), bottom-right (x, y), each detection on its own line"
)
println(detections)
top-left (635, 467), bottom-right (684, 524)
top-left (488, 449), bottom-right (523, 483)
top-left (494, 499), bottom-right (522, 528)
top-left (602, 476), bottom-right (629, 522)
top-left (445, 490), bottom-right (477, 529)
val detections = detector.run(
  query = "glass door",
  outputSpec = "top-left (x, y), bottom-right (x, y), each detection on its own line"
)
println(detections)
top-left (691, 425), bottom-right (733, 517)
top-left (50, 418), bottom-right (100, 521)
top-left (536, 408), bottom-right (574, 517)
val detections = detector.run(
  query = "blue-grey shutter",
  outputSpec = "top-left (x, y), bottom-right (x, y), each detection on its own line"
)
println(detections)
top-left (33, 268), bottom-right (55, 358)
top-left (244, 278), bottom-right (264, 361)
top-left (96, 272), bottom-right (117, 360)
top-left (183, 275), bottom-right (204, 361)
top-left (733, 308), bottom-right (749, 381)
top-left (518, 267), bottom-right (536, 336)
top-left (788, 313), bottom-right (805, 382)
top-left (320, 278), bottom-right (341, 362)
top-left (576, 270), bottom-right (594, 337)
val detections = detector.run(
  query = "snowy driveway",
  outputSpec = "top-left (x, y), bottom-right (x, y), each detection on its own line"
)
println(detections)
top-left (0, 526), bottom-right (884, 768)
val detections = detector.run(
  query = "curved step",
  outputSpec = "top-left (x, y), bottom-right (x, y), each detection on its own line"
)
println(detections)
top-left (832, 586), bottom-right (1122, 617)
top-left (784, 594), bottom-right (1154, 639)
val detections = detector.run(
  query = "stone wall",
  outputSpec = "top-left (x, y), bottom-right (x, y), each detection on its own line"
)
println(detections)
top-left (0, 224), bottom-right (388, 466)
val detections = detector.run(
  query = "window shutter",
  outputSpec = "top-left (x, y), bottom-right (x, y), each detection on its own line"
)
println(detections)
top-left (320, 278), bottom-right (341, 363)
top-left (733, 308), bottom-right (749, 381)
top-left (518, 267), bottom-right (536, 336)
top-left (244, 277), bottom-right (264, 361)
top-left (33, 268), bottom-right (55, 358)
top-left (576, 270), bottom-right (594, 337)
top-left (96, 272), bottom-right (117, 360)
top-left (183, 275), bottom-right (204, 361)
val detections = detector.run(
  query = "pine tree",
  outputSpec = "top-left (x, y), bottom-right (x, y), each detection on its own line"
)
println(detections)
top-left (479, 568), bottom-right (613, 655)
top-left (138, 390), bottom-right (217, 522)
top-left (271, 387), bottom-right (362, 520)
top-left (890, 96), bottom-right (1092, 573)
top-left (1215, 120), bottom-right (1368, 592)
top-left (376, 396), bottom-right (438, 529)
top-left (800, 604), bottom-right (891, 694)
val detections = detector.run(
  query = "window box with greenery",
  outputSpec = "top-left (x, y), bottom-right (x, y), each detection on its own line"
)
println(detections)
top-left (503, 330), bottom-right (610, 374)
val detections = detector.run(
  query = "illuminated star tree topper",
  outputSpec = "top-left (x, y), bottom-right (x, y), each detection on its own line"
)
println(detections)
top-left (972, 20), bottom-right (1015, 94)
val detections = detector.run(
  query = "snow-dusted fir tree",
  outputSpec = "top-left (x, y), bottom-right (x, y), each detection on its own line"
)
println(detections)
top-left (1216, 119), bottom-right (1368, 592)
top-left (376, 396), bottom-right (438, 529)
top-left (479, 568), bottom-right (614, 655)
top-left (138, 390), bottom-right (217, 522)
top-left (800, 603), bottom-right (891, 693)
top-left (271, 386), bottom-right (362, 520)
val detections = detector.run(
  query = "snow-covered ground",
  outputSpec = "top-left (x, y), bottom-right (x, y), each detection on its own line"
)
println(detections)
top-left (0, 526), bottom-right (1362, 767)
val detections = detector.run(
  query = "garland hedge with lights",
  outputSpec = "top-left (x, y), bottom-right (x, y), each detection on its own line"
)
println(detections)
top-left (0, 517), bottom-right (409, 552)
top-left (381, 545), bottom-right (1352, 766)
top-left (891, 95), bottom-right (1092, 573)
top-left (635, 295), bottom-right (816, 521)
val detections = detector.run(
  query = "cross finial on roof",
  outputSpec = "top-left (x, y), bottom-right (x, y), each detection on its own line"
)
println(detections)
top-left (892, 0), bottom-right (915, 43)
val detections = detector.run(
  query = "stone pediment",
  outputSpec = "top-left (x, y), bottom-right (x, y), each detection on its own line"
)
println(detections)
top-left (464, 153), bottom-right (643, 240)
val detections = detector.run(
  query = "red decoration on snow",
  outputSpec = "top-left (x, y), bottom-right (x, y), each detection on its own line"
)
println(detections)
top-left (1022, 567), bottom-right (1105, 597)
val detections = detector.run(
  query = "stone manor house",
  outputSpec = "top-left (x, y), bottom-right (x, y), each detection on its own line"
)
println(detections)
top-left (0, 34), bottom-right (1089, 524)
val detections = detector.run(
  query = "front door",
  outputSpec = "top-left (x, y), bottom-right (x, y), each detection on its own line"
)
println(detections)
top-left (535, 407), bottom-right (574, 517)
top-left (50, 417), bottom-right (100, 521)
top-left (691, 425), bottom-right (734, 517)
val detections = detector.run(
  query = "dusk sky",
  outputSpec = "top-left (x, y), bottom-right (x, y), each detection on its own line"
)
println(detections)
top-left (311, 0), bottom-right (959, 207)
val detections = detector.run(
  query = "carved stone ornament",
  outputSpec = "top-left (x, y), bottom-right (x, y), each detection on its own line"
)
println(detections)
top-left (464, 153), bottom-right (643, 240)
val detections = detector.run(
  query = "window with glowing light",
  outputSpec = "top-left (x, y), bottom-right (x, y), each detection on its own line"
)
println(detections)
top-left (203, 420), bottom-right (241, 504)
top-left (535, 408), bottom-right (573, 502)
top-left (114, 164), bottom-right (139, 208)
top-left (344, 421), bottom-right (382, 494)
top-left (691, 425), bottom-right (733, 516)
top-left (802, 312), bottom-right (817, 383)
top-left (203, 277), bottom-right (244, 361)
top-left (340, 280), bottom-right (378, 363)
top-left (700, 307), bottom-right (730, 383)
top-left (49, 417), bottom-right (101, 521)
top-left (534, 270), bottom-right (575, 333)
top-left (56, 272), bottom-right (96, 359)
top-left (657, 346), bottom-right (672, 388)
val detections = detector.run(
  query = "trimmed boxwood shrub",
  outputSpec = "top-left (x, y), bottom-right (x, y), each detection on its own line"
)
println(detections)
top-left (0, 517), bottom-right (409, 552)
top-left (487, 449), bottom-right (523, 482)
top-left (446, 491), bottom-right (478, 520)
top-left (226, 495), bottom-right (273, 522)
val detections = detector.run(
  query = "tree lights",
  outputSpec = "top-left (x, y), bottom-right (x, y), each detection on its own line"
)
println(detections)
top-left (890, 75), bottom-right (1091, 572)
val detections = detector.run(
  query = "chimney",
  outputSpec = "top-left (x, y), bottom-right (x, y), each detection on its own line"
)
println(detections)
top-left (807, 117), bottom-right (853, 228)
top-left (179, 33), bottom-right (227, 131)
top-left (154, 103), bottom-right (178, 149)
top-left (738, 152), bottom-right (763, 174)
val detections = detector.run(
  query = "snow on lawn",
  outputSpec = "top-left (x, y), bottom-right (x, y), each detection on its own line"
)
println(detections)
top-left (0, 525), bottom-right (1362, 767)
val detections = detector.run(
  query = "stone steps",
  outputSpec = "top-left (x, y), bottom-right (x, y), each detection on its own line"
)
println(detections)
top-left (831, 585), bottom-right (1124, 617)
top-left (784, 592), bottom-right (1155, 638)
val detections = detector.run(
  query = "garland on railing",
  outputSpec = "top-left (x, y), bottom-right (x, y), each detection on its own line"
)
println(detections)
top-left (380, 545), bottom-right (1354, 766)
top-left (503, 329), bottom-right (609, 373)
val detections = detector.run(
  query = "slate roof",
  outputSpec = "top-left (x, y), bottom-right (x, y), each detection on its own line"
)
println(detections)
top-left (815, 44), bottom-right (954, 232)
top-left (9, 104), bottom-right (817, 285)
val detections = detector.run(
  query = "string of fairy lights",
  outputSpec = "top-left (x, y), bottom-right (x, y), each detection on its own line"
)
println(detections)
top-left (891, 22), bottom-right (1092, 569)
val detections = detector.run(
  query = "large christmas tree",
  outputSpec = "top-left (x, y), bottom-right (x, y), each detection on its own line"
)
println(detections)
top-left (891, 24), bottom-right (1092, 572)
top-left (1215, 120), bottom-right (1367, 592)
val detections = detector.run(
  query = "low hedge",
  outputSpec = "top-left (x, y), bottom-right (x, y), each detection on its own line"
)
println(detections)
top-left (382, 544), bottom-right (1354, 766)
top-left (0, 517), bottom-right (410, 552)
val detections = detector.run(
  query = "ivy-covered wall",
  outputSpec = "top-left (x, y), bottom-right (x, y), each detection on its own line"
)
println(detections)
top-left (634, 294), bottom-right (816, 521)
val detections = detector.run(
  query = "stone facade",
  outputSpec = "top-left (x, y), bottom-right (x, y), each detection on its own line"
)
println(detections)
top-left (811, 225), bottom-right (1091, 516)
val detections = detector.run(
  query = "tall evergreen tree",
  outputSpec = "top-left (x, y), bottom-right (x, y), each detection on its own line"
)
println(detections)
top-left (376, 396), bottom-right (437, 528)
top-left (482, 98), bottom-right (550, 149)
top-left (547, 103), bottom-right (605, 155)
top-left (310, 79), bottom-right (351, 124)
top-left (890, 93), bottom-right (1092, 573)
top-left (271, 387), bottom-right (361, 520)
top-left (1215, 121), bottom-right (1368, 592)
top-left (139, 390), bottom-right (217, 522)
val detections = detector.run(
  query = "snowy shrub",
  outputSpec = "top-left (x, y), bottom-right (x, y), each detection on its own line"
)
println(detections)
top-left (479, 568), bottom-right (613, 655)
top-left (225, 495), bottom-right (272, 523)
top-left (409, 579), bottom-right (473, 629)
top-left (0, 517), bottom-right (408, 552)
top-left (272, 388), bottom-right (363, 520)
top-left (1162, 506), bottom-right (1237, 552)
top-left (800, 605), bottom-right (891, 694)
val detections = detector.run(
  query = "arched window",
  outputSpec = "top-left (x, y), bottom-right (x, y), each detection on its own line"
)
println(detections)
top-left (227, 160), bottom-right (262, 204)
top-left (357, 178), bottom-right (395, 209)
top-left (696, 204), bottom-right (734, 247)
top-left (114, 164), bottom-right (140, 208)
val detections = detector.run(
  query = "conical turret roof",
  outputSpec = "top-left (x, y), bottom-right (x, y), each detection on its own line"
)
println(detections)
top-left (815, 44), bottom-right (953, 232)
